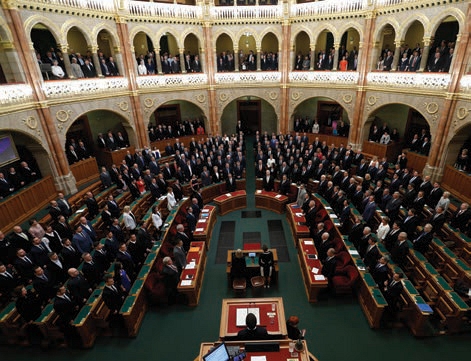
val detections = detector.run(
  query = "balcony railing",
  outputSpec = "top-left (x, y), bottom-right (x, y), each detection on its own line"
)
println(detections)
top-left (291, 0), bottom-right (368, 17)
top-left (289, 71), bottom-right (359, 84)
top-left (210, 4), bottom-right (282, 20)
top-left (17, 0), bottom-right (115, 12)
top-left (136, 74), bottom-right (208, 88)
top-left (367, 72), bottom-right (451, 90)
top-left (0, 84), bottom-right (34, 106)
top-left (460, 75), bottom-right (471, 93)
top-left (42, 78), bottom-right (129, 98)
top-left (215, 71), bottom-right (281, 84)
top-left (128, 1), bottom-right (202, 19)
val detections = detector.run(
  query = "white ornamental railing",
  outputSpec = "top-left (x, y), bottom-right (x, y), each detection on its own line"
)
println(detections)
top-left (291, 0), bottom-right (367, 17)
top-left (289, 71), bottom-right (359, 84)
top-left (459, 75), bottom-right (471, 93)
top-left (137, 74), bottom-right (208, 88)
top-left (367, 72), bottom-right (450, 90)
top-left (215, 71), bottom-right (281, 84)
top-left (17, 0), bottom-right (115, 12)
top-left (0, 84), bottom-right (34, 106)
top-left (210, 4), bottom-right (282, 20)
top-left (128, 1), bottom-right (202, 20)
top-left (42, 78), bottom-right (129, 98)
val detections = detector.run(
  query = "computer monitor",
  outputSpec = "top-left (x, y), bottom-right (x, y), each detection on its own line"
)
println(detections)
top-left (248, 252), bottom-right (256, 258)
top-left (203, 343), bottom-right (230, 361)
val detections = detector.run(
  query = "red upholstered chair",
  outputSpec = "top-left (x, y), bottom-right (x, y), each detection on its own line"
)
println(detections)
top-left (331, 238), bottom-right (345, 253)
top-left (332, 265), bottom-right (359, 294)
top-left (315, 209), bottom-right (328, 223)
top-left (144, 271), bottom-right (167, 305)
top-left (334, 251), bottom-right (352, 273)
top-left (324, 220), bottom-right (334, 232)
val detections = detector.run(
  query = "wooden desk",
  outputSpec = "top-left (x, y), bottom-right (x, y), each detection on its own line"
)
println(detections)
top-left (198, 340), bottom-right (312, 361)
top-left (214, 190), bottom-right (247, 215)
top-left (404, 150), bottom-right (427, 173)
top-left (358, 273), bottom-right (388, 328)
top-left (361, 140), bottom-right (403, 163)
top-left (226, 249), bottom-right (279, 288)
top-left (70, 157), bottom-right (99, 187)
top-left (442, 164), bottom-right (471, 205)
top-left (219, 297), bottom-right (287, 339)
top-left (286, 203), bottom-right (310, 246)
top-left (297, 238), bottom-right (328, 302)
top-left (121, 279), bottom-right (148, 336)
top-left (98, 146), bottom-right (135, 169)
top-left (178, 241), bottom-right (207, 306)
top-left (193, 205), bottom-right (216, 249)
top-left (255, 190), bottom-right (288, 214)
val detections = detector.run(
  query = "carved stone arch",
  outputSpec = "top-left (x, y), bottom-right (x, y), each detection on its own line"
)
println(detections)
top-left (61, 20), bottom-right (93, 47)
top-left (212, 29), bottom-right (236, 49)
top-left (287, 89), bottom-right (355, 127)
top-left (180, 27), bottom-right (204, 48)
top-left (24, 15), bottom-right (62, 45)
top-left (291, 26), bottom-right (313, 44)
top-left (140, 92), bottom-right (210, 128)
top-left (313, 24), bottom-right (339, 45)
top-left (0, 111), bottom-right (48, 150)
top-left (361, 97), bottom-right (441, 139)
top-left (0, 17), bottom-right (13, 42)
top-left (51, 99), bottom-right (136, 147)
top-left (128, 24), bottom-right (155, 49)
top-left (373, 19), bottom-right (400, 44)
top-left (156, 28), bottom-right (182, 49)
top-left (91, 23), bottom-right (121, 50)
top-left (258, 28), bottom-right (282, 47)
top-left (337, 21), bottom-right (364, 42)
top-left (235, 27), bottom-right (260, 47)
top-left (396, 14), bottom-right (429, 41)
top-left (428, 9), bottom-right (464, 37)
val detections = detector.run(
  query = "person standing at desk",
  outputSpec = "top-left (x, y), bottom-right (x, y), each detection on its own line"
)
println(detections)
top-left (231, 249), bottom-right (247, 283)
top-left (237, 313), bottom-right (268, 340)
top-left (286, 315), bottom-right (306, 340)
top-left (259, 244), bottom-right (274, 288)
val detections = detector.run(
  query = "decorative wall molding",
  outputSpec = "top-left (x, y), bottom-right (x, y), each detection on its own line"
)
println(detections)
top-left (289, 71), bottom-right (359, 84)
top-left (42, 78), bottom-right (129, 98)
top-left (0, 84), bottom-right (34, 106)
top-left (137, 74), bottom-right (208, 88)
top-left (367, 72), bottom-right (450, 90)
top-left (215, 72), bottom-right (281, 84)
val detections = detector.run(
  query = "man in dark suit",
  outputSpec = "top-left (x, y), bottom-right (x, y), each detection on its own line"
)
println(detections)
top-left (102, 275), bottom-right (126, 325)
top-left (371, 256), bottom-right (389, 287)
top-left (54, 215), bottom-right (73, 241)
top-left (390, 232), bottom-right (409, 268)
top-left (81, 253), bottom-right (102, 288)
top-left (57, 192), bottom-right (72, 217)
top-left (173, 239), bottom-right (187, 274)
top-left (362, 238), bottom-right (380, 270)
top-left (110, 218), bottom-right (125, 244)
top-left (237, 312), bottom-right (268, 340)
top-left (318, 232), bottom-right (333, 262)
top-left (225, 173), bottom-right (237, 192)
top-left (401, 209), bottom-right (419, 239)
top-left (357, 227), bottom-right (373, 257)
top-left (32, 266), bottom-right (55, 304)
top-left (116, 243), bottom-right (136, 280)
top-left (107, 195), bottom-right (121, 219)
top-left (67, 268), bottom-right (91, 306)
top-left (30, 237), bottom-right (50, 268)
top-left (53, 285), bottom-right (79, 327)
top-left (72, 226), bottom-right (94, 254)
top-left (428, 182), bottom-right (443, 208)
top-left (384, 191), bottom-right (402, 223)
top-left (428, 206), bottom-right (446, 232)
top-left (48, 200), bottom-right (64, 220)
top-left (278, 174), bottom-right (290, 196)
top-left (0, 263), bottom-right (20, 303)
top-left (262, 170), bottom-right (275, 192)
top-left (384, 221), bottom-right (401, 252)
top-left (46, 252), bottom-right (67, 285)
top-left (412, 223), bottom-right (433, 254)
top-left (383, 272), bottom-right (404, 310)
top-left (362, 195), bottom-right (377, 226)
top-left (162, 256), bottom-right (180, 304)
top-left (304, 200), bottom-right (317, 229)
top-left (9, 226), bottom-right (33, 252)
top-left (60, 239), bottom-right (81, 269)
top-left (84, 191), bottom-right (99, 219)
top-left (321, 248), bottom-right (337, 283)
top-left (450, 203), bottom-right (471, 231)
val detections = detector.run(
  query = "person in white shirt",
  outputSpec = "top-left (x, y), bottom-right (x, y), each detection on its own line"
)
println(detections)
top-left (312, 120), bottom-right (320, 134)
top-left (167, 187), bottom-right (177, 211)
top-left (123, 205), bottom-right (137, 232)
top-left (380, 132), bottom-right (391, 144)
top-left (435, 191), bottom-right (450, 213)
top-left (152, 205), bottom-right (163, 232)
top-left (51, 60), bottom-right (65, 79)
top-left (376, 217), bottom-right (390, 242)
top-left (137, 59), bottom-right (147, 75)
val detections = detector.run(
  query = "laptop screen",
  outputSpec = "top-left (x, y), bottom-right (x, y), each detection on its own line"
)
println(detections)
top-left (203, 343), bottom-right (230, 361)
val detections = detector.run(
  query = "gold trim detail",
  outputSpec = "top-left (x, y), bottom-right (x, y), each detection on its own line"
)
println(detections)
top-left (425, 102), bottom-right (439, 114)
top-left (23, 116), bottom-right (37, 129)
top-left (144, 98), bottom-right (154, 108)
top-left (342, 94), bottom-right (353, 104)
top-left (56, 110), bottom-right (70, 123)
top-left (118, 101), bottom-right (129, 111)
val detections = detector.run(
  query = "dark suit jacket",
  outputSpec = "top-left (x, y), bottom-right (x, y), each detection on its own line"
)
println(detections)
top-left (371, 264), bottom-right (389, 287)
top-left (401, 216), bottom-right (419, 239)
top-left (363, 245), bottom-right (380, 269)
top-left (82, 262), bottom-right (102, 288)
top-left (54, 294), bottom-right (78, 325)
top-left (450, 209), bottom-right (471, 230)
top-left (321, 257), bottom-right (337, 279)
top-left (102, 286), bottom-right (125, 312)
top-left (237, 326), bottom-right (269, 340)
top-left (262, 176), bottom-right (275, 192)
top-left (391, 241), bottom-right (409, 267)
top-left (67, 275), bottom-right (90, 303)
top-left (412, 232), bottom-right (433, 254)
top-left (85, 197), bottom-right (100, 218)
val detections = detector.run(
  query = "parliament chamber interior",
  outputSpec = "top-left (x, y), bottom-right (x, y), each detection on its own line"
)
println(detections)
top-left (1, 0), bottom-right (471, 360)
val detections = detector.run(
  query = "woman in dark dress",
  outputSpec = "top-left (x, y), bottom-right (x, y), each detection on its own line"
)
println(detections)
top-left (259, 244), bottom-right (274, 288)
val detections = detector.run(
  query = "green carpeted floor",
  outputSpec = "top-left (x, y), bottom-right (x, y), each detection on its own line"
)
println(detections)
top-left (2, 140), bottom-right (470, 360)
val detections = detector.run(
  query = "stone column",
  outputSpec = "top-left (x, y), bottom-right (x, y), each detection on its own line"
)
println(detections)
top-left (289, 44), bottom-right (295, 72)
top-left (419, 37), bottom-right (432, 72)
top-left (332, 43), bottom-right (339, 71)
top-left (179, 48), bottom-right (186, 73)
top-left (234, 46), bottom-right (239, 72)
top-left (279, 20), bottom-right (291, 133)
top-left (90, 46), bottom-right (103, 77)
top-left (113, 48), bottom-right (126, 75)
top-left (1, 41), bottom-right (27, 82)
top-left (154, 47), bottom-right (163, 74)
top-left (58, 44), bottom-right (73, 79)
top-left (256, 47), bottom-right (261, 71)
top-left (199, 48), bottom-right (205, 72)
top-left (356, 41), bottom-right (363, 71)
top-left (370, 41), bottom-right (380, 71)
top-left (391, 40), bottom-right (402, 71)
top-left (203, 22), bottom-right (218, 134)
top-left (309, 44), bottom-right (315, 71)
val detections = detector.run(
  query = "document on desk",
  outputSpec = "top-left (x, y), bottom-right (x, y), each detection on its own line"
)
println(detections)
top-left (251, 357), bottom-right (266, 361)
top-left (236, 308), bottom-right (260, 326)
top-left (295, 212), bottom-right (304, 217)
top-left (198, 218), bottom-right (207, 223)
top-left (303, 240), bottom-right (314, 245)
top-left (348, 250), bottom-right (359, 255)
top-left (195, 227), bottom-right (204, 232)
top-left (275, 194), bottom-right (282, 199)
top-left (180, 280), bottom-right (192, 286)
top-left (314, 275), bottom-right (326, 281)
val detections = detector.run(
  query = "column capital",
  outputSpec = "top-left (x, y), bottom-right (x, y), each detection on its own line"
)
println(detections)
top-left (333, 43), bottom-right (340, 49)
top-left (358, 41), bottom-right (364, 49)
top-left (178, 48), bottom-right (185, 54)
top-left (0, 41), bottom-right (14, 50)
top-left (57, 43), bottom-right (69, 54)
top-left (422, 37), bottom-right (432, 46)
top-left (394, 40), bottom-right (403, 48)
top-left (88, 45), bottom-right (98, 53)
top-left (113, 46), bottom-right (121, 53)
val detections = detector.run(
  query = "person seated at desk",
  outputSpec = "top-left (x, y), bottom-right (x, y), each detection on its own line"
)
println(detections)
top-left (286, 315), bottom-right (306, 340)
top-left (231, 249), bottom-right (247, 282)
top-left (237, 313), bottom-right (268, 340)
top-left (259, 244), bottom-right (274, 288)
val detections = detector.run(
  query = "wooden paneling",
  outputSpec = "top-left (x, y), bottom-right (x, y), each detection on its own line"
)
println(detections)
top-left (362, 141), bottom-right (404, 161)
top-left (442, 165), bottom-right (471, 204)
top-left (98, 146), bottom-right (135, 169)
top-left (150, 134), bottom-right (206, 156)
top-left (404, 151), bottom-right (428, 173)
top-left (0, 176), bottom-right (57, 233)
top-left (70, 157), bottom-right (99, 187)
